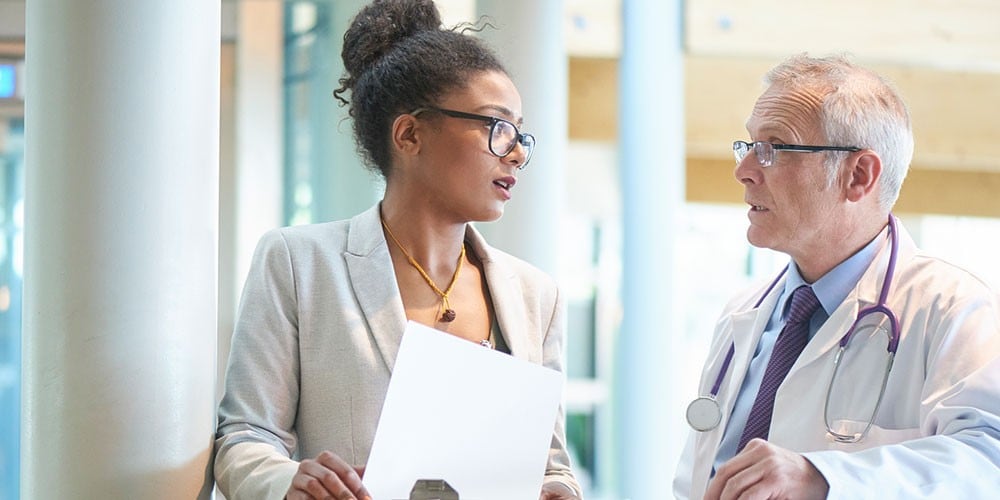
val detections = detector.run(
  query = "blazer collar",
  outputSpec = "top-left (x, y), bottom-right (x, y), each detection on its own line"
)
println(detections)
top-left (343, 205), bottom-right (532, 370)
top-left (463, 225), bottom-right (534, 361)
top-left (344, 204), bottom-right (407, 371)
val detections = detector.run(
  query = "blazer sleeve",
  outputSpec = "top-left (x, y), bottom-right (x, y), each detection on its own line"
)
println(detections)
top-left (540, 285), bottom-right (585, 497)
top-left (214, 229), bottom-right (302, 499)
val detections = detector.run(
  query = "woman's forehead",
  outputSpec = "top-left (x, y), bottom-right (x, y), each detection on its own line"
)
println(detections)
top-left (438, 71), bottom-right (523, 121)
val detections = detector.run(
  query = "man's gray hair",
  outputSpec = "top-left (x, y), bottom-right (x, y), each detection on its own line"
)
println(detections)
top-left (764, 54), bottom-right (914, 212)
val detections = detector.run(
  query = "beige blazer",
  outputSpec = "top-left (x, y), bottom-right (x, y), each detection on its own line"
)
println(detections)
top-left (215, 204), bottom-right (580, 499)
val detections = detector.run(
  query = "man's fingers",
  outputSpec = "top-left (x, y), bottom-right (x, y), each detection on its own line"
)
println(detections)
top-left (706, 439), bottom-right (768, 500)
top-left (708, 440), bottom-right (829, 500)
top-left (717, 461), bottom-right (767, 500)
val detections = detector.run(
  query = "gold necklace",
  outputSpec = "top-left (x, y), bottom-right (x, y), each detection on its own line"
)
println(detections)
top-left (381, 218), bottom-right (465, 322)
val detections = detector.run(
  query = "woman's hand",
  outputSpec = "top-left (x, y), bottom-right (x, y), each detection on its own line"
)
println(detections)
top-left (285, 450), bottom-right (371, 500)
top-left (539, 481), bottom-right (580, 499)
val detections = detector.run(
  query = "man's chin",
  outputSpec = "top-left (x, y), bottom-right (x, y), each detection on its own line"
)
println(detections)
top-left (746, 228), bottom-right (776, 251)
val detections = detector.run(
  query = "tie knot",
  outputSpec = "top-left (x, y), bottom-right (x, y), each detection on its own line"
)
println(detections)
top-left (786, 285), bottom-right (821, 325)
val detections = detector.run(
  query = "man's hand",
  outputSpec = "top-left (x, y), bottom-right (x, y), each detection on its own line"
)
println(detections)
top-left (286, 450), bottom-right (371, 500)
top-left (705, 438), bottom-right (829, 500)
top-left (539, 481), bottom-right (580, 499)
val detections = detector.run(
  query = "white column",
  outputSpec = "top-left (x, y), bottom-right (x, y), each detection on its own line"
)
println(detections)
top-left (614, 0), bottom-right (685, 498)
top-left (475, 0), bottom-right (566, 277)
top-left (22, 2), bottom-right (219, 498)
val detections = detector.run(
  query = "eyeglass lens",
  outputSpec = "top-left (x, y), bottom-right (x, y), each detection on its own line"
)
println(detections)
top-left (491, 120), bottom-right (534, 164)
top-left (733, 141), bottom-right (773, 166)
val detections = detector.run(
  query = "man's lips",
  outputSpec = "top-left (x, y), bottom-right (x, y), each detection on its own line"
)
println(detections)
top-left (494, 176), bottom-right (516, 191)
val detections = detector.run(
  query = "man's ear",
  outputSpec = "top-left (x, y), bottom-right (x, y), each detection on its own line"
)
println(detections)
top-left (391, 113), bottom-right (421, 158)
top-left (845, 150), bottom-right (882, 203)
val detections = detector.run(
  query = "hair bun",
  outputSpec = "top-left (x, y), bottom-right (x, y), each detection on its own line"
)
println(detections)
top-left (341, 0), bottom-right (442, 89)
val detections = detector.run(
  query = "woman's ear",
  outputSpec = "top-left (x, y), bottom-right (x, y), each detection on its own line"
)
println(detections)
top-left (845, 150), bottom-right (882, 203)
top-left (391, 113), bottom-right (421, 158)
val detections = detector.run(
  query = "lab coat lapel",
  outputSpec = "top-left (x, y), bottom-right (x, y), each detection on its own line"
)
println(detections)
top-left (790, 222), bottom-right (917, 374)
top-left (344, 205), bottom-right (408, 372)
top-left (790, 297), bottom-right (867, 378)
top-left (721, 279), bottom-right (784, 418)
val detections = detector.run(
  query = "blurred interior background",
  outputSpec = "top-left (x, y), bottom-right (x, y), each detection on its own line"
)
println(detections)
top-left (1, 1), bottom-right (998, 498)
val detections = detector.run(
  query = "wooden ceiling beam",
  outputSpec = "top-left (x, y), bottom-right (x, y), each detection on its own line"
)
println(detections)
top-left (570, 55), bottom-right (1000, 217)
top-left (570, 55), bottom-right (1000, 172)
top-left (685, 0), bottom-right (1000, 73)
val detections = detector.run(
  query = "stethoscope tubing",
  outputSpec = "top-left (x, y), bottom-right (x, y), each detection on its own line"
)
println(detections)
top-left (709, 270), bottom-right (785, 397)
top-left (689, 214), bottom-right (901, 433)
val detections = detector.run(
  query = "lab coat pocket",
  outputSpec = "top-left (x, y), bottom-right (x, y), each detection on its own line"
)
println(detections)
top-left (825, 420), bottom-right (921, 452)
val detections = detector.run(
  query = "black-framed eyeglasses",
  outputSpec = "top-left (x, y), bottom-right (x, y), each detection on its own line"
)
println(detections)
top-left (734, 140), bottom-right (861, 167)
top-left (412, 107), bottom-right (535, 169)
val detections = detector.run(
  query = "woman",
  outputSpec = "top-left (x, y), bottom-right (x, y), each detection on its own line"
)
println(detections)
top-left (213, 1), bottom-right (581, 499)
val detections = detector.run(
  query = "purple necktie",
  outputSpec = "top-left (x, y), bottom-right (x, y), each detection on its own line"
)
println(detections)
top-left (737, 285), bottom-right (821, 452)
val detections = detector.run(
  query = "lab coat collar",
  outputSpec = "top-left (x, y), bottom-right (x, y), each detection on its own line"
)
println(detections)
top-left (790, 221), bottom-right (918, 374)
top-left (725, 277), bottom-right (786, 418)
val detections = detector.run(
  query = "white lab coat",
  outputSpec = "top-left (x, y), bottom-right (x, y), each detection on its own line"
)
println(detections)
top-left (674, 223), bottom-right (1000, 499)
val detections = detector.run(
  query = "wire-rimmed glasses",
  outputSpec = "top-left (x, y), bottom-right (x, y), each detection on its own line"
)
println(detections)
top-left (412, 107), bottom-right (535, 169)
top-left (734, 140), bottom-right (861, 167)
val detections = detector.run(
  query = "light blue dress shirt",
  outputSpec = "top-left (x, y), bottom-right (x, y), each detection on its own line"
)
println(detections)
top-left (712, 234), bottom-right (886, 473)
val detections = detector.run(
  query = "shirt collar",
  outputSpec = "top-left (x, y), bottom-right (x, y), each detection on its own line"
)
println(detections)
top-left (780, 230), bottom-right (886, 319)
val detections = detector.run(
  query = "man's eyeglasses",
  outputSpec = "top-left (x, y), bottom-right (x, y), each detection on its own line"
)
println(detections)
top-left (412, 107), bottom-right (535, 169)
top-left (733, 140), bottom-right (861, 167)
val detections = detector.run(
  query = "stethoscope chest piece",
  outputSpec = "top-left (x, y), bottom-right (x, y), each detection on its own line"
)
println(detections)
top-left (685, 214), bottom-right (902, 438)
top-left (686, 396), bottom-right (723, 431)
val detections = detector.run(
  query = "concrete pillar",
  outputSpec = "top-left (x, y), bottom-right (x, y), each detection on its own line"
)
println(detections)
top-left (614, 0), bottom-right (685, 498)
top-left (22, 2), bottom-right (219, 498)
top-left (474, 0), bottom-right (566, 277)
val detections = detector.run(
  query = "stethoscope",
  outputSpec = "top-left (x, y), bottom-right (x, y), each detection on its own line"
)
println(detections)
top-left (686, 214), bottom-right (901, 444)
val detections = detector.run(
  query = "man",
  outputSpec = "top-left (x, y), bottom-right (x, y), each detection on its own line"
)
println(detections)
top-left (674, 54), bottom-right (1000, 499)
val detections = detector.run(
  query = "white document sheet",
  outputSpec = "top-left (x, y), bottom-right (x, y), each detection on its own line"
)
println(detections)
top-left (363, 321), bottom-right (564, 500)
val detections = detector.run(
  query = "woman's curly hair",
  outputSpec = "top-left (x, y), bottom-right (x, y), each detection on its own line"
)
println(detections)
top-left (334, 0), bottom-right (506, 177)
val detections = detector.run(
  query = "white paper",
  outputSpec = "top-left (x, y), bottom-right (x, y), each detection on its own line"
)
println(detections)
top-left (363, 321), bottom-right (564, 500)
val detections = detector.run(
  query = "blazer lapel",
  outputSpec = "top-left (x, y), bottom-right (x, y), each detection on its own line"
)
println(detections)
top-left (344, 205), bottom-right (408, 372)
top-left (464, 226), bottom-right (534, 361)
